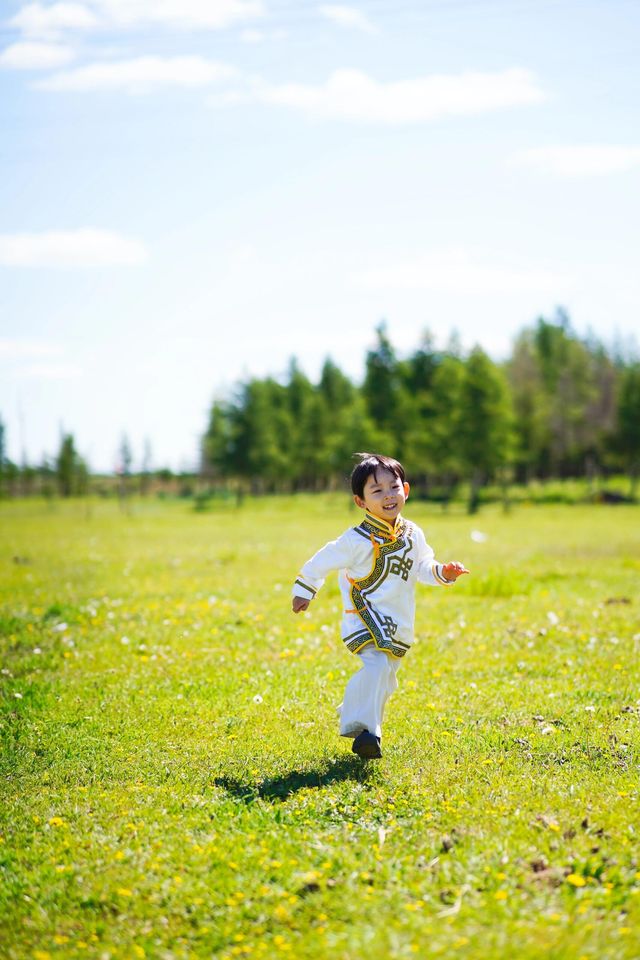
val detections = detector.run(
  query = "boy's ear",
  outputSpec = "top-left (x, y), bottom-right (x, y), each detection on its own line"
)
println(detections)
top-left (403, 481), bottom-right (410, 500)
top-left (353, 494), bottom-right (366, 509)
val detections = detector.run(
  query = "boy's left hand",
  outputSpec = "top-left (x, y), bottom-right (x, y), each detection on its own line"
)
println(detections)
top-left (442, 561), bottom-right (469, 582)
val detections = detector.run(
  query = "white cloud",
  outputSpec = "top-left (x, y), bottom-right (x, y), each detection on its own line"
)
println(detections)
top-left (0, 339), bottom-right (65, 359)
top-left (240, 28), bottom-right (264, 43)
top-left (512, 145), bottom-right (640, 176)
top-left (37, 55), bottom-right (236, 92)
top-left (254, 67), bottom-right (545, 123)
top-left (10, 0), bottom-right (263, 38)
top-left (353, 248), bottom-right (571, 296)
top-left (318, 5), bottom-right (377, 34)
top-left (240, 27), bottom-right (287, 43)
top-left (0, 339), bottom-right (82, 380)
top-left (0, 40), bottom-right (75, 69)
top-left (19, 362), bottom-right (83, 379)
top-left (96, 0), bottom-right (264, 30)
top-left (10, 3), bottom-right (99, 39)
top-left (0, 229), bottom-right (148, 266)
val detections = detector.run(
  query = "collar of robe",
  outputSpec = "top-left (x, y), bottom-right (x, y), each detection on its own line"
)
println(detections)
top-left (364, 510), bottom-right (403, 539)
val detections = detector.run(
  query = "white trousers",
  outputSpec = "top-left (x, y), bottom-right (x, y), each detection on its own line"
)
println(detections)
top-left (337, 643), bottom-right (402, 739)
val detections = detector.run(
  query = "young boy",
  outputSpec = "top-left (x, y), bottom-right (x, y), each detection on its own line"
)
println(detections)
top-left (292, 452), bottom-right (468, 759)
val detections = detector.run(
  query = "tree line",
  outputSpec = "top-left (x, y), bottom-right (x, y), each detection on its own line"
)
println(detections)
top-left (0, 429), bottom-right (190, 501)
top-left (2, 311), bottom-right (639, 510)
top-left (202, 312), bottom-right (640, 510)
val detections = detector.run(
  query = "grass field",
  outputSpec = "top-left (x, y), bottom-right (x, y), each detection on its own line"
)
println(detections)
top-left (1, 496), bottom-right (639, 960)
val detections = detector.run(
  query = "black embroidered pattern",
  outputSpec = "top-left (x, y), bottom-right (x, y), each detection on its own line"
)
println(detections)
top-left (343, 628), bottom-right (373, 654)
top-left (389, 549), bottom-right (414, 581)
top-left (380, 614), bottom-right (398, 638)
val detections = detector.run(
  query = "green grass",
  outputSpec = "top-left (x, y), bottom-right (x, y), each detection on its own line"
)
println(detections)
top-left (1, 496), bottom-right (639, 960)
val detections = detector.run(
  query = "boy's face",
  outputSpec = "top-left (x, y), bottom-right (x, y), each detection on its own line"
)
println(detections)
top-left (354, 467), bottom-right (410, 524)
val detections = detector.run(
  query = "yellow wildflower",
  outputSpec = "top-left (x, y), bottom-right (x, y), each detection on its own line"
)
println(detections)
top-left (566, 874), bottom-right (586, 887)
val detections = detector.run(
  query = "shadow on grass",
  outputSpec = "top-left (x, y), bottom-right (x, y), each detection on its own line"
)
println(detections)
top-left (214, 755), bottom-right (377, 804)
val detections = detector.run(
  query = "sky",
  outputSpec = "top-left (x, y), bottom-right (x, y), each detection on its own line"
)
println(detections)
top-left (1, 0), bottom-right (639, 473)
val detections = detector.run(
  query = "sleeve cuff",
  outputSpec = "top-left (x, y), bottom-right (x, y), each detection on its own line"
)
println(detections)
top-left (292, 577), bottom-right (317, 600)
top-left (432, 563), bottom-right (453, 586)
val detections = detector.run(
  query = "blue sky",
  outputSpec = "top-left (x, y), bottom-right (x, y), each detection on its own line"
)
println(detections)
top-left (1, 0), bottom-right (639, 472)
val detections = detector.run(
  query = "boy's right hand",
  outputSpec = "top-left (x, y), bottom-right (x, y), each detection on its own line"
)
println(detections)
top-left (292, 597), bottom-right (310, 613)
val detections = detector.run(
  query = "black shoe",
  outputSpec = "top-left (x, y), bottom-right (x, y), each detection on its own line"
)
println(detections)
top-left (352, 730), bottom-right (382, 759)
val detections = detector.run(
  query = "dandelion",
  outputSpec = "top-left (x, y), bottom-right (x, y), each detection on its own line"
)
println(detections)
top-left (253, 694), bottom-right (263, 704)
top-left (117, 887), bottom-right (133, 897)
top-left (48, 817), bottom-right (65, 827)
top-left (566, 874), bottom-right (586, 887)
top-left (494, 890), bottom-right (508, 900)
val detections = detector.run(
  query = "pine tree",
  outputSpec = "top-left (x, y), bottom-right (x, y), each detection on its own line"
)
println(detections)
top-left (362, 324), bottom-right (407, 456)
top-left (56, 434), bottom-right (88, 497)
top-left (615, 363), bottom-right (640, 498)
top-left (458, 348), bottom-right (514, 513)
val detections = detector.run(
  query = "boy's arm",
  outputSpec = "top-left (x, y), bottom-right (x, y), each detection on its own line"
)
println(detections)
top-left (414, 526), bottom-right (469, 586)
top-left (292, 532), bottom-right (355, 612)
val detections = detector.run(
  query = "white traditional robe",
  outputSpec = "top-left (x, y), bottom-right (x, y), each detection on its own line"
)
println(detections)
top-left (292, 510), bottom-right (450, 660)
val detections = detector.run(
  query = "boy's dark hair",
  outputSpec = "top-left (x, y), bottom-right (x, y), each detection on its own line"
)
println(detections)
top-left (350, 452), bottom-right (406, 498)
